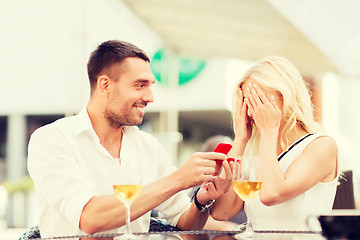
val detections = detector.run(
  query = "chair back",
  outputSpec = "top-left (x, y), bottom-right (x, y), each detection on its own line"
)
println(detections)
top-left (333, 170), bottom-right (355, 209)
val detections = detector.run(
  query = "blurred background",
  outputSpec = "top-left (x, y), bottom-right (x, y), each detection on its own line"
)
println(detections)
top-left (1, 0), bottom-right (360, 236)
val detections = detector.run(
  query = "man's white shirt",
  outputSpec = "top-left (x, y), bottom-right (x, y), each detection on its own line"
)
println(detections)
top-left (27, 108), bottom-right (191, 237)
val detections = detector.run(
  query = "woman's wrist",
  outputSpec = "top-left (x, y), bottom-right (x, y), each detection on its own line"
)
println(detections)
top-left (230, 137), bottom-right (247, 156)
top-left (234, 133), bottom-right (250, 142)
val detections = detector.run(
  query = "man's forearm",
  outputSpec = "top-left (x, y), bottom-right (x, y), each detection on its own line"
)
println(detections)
top-left (80, 174), bottom-right (183, 234)
top-left (176, 202), bottom-right (209, 230)
top-left (80, 151), bottom-right (226, 234)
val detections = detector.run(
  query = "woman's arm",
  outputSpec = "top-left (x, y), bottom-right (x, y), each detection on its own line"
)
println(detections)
top-left (210, 181), bottom-right (245, 221)
top-left (259, 134), bottom-right (338, 206)
top-left (247, 83), bottom-right (338, 206)
top-left (210, 159), bottom-right (245, 221)
top-left (210, 88), bottom-right (252, 220)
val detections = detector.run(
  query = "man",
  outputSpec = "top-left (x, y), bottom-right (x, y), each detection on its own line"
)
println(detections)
top-left (27, 40), bottom-right (232, 237)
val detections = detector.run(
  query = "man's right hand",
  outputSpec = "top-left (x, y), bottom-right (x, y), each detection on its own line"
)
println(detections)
top-left (173, 152), bottom-right (227, 190)
top-left (196, 159), bottom-right (233, 204)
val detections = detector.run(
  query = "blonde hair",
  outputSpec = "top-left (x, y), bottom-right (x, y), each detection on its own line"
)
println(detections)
top-left (232, 56), bottom-right (323, 155)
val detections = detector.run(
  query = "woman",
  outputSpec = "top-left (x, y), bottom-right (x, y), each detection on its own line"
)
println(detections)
top-left (211, 56), bottom-right (339, 230)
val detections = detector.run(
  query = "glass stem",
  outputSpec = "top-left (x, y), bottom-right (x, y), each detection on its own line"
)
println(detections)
top-left (245, 201), bottom-right (253, 233)
top-left (124, 202), bottom-right (131, 235)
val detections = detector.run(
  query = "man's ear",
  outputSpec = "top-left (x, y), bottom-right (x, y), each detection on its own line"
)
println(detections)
top-left (97, 75), bottom-right (110, 96)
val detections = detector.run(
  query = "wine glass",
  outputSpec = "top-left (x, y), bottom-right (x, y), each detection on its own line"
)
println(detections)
top-left (113, 179), bottom-right (142, 239)
top-left (232, 156), bottom-right (262, 238)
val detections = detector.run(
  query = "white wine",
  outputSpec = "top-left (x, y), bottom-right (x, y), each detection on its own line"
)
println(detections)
top-left (232, 180), bottom-right (262, 201)
top-left (113, 184), bottom-right (142, 203)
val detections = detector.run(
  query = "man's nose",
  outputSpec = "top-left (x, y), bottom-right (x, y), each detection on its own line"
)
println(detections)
top-left (143, 88), bottom-right (154, 103)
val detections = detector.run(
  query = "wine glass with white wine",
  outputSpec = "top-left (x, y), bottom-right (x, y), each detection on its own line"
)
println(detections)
top-left (113, 178), bottom-right (142, 239)
top-left (232, 156), bottom-right (262, 238)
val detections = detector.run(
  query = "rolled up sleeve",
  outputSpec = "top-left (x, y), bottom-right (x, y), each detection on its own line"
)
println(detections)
top-left (28, 127), bottom-right (96, 231)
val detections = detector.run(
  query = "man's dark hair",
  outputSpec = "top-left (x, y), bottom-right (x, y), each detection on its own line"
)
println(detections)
top-left (87, 40), bottom-right (150, 92)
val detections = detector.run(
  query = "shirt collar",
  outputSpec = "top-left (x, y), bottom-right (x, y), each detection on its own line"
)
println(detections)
top-left (73, 107), bottom-right (95, 136)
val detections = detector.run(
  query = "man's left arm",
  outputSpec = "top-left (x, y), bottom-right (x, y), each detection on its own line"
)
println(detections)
top-left (176, 200), bottom-right (209, 230)
top-left (176, 160), bottom-right (233, 230)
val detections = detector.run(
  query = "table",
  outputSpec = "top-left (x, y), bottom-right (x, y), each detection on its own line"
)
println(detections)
top-left (31, 230), bottom-right (326, 240)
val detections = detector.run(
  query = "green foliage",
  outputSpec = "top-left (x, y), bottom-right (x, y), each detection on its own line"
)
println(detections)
top-left (2, 176), bottom-right (34, 194)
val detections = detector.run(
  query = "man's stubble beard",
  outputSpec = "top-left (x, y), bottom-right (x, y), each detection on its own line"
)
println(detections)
top-left (104, 108), bottom-right (143, 129)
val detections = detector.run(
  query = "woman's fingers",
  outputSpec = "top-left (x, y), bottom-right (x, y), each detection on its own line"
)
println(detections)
top-left (270, 95), bottom-right (280, 112)
top-left (241, 95), bottom-right (248, 121)
top-left (253, 84), bottom-right (270, 105)
top-left (249, 84), bottom-right (263, 106)
top-left (235, 88), bottom-right (244, 117)
top-left (245, 98), bottom-right (254, 114)
top-left (246, 86), bottom-right (257, 108)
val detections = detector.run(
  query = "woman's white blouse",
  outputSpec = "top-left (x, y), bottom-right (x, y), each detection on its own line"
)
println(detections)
top-left (247, 134), bottom-right (340, 230)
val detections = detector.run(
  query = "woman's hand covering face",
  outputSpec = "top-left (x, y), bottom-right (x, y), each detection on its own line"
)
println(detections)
top-left (243, 83), bottom-right (282, 134)
top-left (234, 87), bottom-right (252, 142)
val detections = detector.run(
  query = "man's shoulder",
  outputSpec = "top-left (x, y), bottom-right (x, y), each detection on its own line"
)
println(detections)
top-left (31, 115), bottom-right (78, 138)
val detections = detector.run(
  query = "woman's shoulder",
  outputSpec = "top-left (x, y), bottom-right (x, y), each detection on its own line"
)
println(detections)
top-left (310, 134), bottom-right (337, 150)
top-left (304, 134), bottom-right (338, 162)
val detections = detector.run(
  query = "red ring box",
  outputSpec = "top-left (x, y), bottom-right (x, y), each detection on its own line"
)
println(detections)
top-left (214, 143), bottom-right (232, 164)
